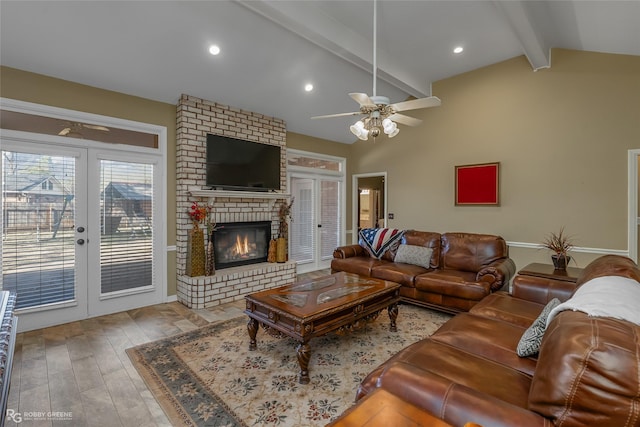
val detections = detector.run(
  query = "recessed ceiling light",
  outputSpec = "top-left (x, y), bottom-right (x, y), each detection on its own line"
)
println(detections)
top-left (208, 45), bottom-right (221, 55)
top-left (304, 83), bottom-right (314, 92)
top-left (453, 46), bottom-right (464, 54)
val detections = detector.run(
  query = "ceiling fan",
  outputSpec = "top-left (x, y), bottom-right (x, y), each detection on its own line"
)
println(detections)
top-left (58, 122), bottom-right (110, 138)
top-left (312, 0), bottom-right (441, 140)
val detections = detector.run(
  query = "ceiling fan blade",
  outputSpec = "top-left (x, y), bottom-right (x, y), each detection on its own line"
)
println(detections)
top-left (58, 128), bottom-right (71, 136)
top-left (349, 93), bottom-right (375, 107)
top-left (388, 113), bottom-right (422, 127)
top-left (83, 124), bottom-right (110, 132)
top-left (391, 96), bottom-right (441, 112)
top-left (312, 111), bottom-right (364, 120)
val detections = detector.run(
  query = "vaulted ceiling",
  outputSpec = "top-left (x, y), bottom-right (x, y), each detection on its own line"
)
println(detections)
top-left (1, 1), bottom-right (638, 143)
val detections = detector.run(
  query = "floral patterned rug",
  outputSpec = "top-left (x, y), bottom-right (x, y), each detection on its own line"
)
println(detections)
top-left (126, 304), bottom-right (451, 426)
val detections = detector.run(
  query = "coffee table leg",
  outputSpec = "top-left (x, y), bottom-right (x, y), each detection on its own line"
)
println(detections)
top-left (296, 342), bottom-right (311, 384)
top-left (388, 303), bottom-right (398, 332)
top-left (247, 318), bottom-right (259, 351)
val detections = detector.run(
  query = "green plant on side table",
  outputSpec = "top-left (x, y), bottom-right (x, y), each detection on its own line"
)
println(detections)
top-left (541, 227), bottom-right (575, 270)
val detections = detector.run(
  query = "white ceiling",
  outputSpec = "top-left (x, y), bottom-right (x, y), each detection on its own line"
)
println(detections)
top-left (1, 1), bottom-right (638, 144)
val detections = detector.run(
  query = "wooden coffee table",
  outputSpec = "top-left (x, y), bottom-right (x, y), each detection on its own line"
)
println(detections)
top-left (244, 272), bottom-right (401, 384)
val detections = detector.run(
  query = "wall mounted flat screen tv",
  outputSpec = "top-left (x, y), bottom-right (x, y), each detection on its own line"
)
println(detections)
top-left (206, 134), bottom-right (281, 191)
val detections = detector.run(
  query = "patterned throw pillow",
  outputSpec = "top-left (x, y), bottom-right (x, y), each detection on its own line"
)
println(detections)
top-left (516, 298), bottom-right (561, 357)
top-left (359, 228), bottom-right (404, 259)
top-left (394, 244), bottom-right (433, 269)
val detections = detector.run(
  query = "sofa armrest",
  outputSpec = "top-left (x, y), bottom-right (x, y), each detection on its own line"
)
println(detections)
top-left (511, 275), bottom-right (578, 303)
top-left (333, 244), bottom-right (367, 259)
top-left (368, 363), bottom-right (551, 427)
top-left (476, 258), bottom-right (516, 292)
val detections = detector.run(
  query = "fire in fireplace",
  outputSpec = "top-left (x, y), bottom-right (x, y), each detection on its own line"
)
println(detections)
top-left (213, 221), bottom-right (271, 269)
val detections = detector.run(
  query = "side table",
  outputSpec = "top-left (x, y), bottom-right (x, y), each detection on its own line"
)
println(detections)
top-left (512, 262), bottom-right (584, 303)
top-left (326, 388), bottom-right (455, 427)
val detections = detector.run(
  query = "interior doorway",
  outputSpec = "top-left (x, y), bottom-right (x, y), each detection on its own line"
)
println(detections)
top-left (352, 173), bottom-right (387, 243)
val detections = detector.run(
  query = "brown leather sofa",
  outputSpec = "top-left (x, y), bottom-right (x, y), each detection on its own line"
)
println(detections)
top-left (351, 255), bottom-right (640, 427)
top-left (331, 230), bottom-right (516, 314)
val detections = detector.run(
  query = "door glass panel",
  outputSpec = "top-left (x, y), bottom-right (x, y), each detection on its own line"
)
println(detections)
top-left (290, 177), bottom-right (314, 264)
top-left (100, 160), bottom-right (154, 294)
top-left (320, 180), bottom-right (340, 260)
top-left (287, 153), bottom-right (341, 172)
top-left (2, 150), bottom-right (76, 309)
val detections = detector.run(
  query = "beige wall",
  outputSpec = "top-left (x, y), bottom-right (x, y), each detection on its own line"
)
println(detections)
top-left (349, 49), bottom-right (640, 271)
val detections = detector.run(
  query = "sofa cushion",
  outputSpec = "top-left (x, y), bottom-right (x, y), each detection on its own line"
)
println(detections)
top-left (370, 263), bottom-right (428, 287)
top-left (516, 298), bottom-right (560, 357)
top-left (431, 313), bottom-right (537, 376)
top-left (529, 311), bottom-right (640, 427)
top-left (441, 233), bottom-right (508, 273)
top-left (359, 228), bottom-right (404, 259)
top-left (402, 230), bottom-right (441, 269)
top-left (394, 244), bottom-right (433, 269)
top-left (575, 253), bottom-right (640, 287)
top-left (415, 270), bottom-right (491, 300)
top-left (469, 292), bottom-right (544, 328)
top-left (360, 340), bottom-right (534, 410)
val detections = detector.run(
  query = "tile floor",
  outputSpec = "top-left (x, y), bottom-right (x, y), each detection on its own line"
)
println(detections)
top-left (6, 270), bottom-right (330, 427)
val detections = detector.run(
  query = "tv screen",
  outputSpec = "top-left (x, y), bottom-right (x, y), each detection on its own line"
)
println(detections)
top-left (206, 134), bottom-right (281, 191)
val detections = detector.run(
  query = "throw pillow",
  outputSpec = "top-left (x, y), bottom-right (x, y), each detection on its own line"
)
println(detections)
top-left (394, 244), bottom-right (433, 269)
top-left (516, 298), bottom-right (561, 357)
top-left (359, 228), bottom-right (404, 259)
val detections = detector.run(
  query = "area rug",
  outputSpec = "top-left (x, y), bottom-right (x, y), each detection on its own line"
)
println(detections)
top-left (126, 304), bottom-right (451, 426)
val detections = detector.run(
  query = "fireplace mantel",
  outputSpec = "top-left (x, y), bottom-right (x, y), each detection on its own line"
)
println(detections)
top-left (188, 187), bottom-right (290, 207)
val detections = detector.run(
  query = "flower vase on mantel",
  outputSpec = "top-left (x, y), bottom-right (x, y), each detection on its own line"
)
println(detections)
top-left (186, 223), bottom-right (205, 277)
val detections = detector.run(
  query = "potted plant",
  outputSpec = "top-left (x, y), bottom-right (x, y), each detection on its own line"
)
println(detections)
top-left (541, 227), bottom-right (574, 270)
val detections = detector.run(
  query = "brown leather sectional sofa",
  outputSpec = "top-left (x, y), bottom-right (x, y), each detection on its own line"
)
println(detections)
top-left (351, 255), bottom-right (640, 427)
top-left (331, 230), bottom-right (516, 314)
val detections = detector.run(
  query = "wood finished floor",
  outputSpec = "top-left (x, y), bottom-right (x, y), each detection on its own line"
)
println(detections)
top-left (6, 270), bottom-right (330, 427)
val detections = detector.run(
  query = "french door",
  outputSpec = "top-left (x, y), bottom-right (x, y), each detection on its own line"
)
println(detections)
top-left (289, 175), bottom-right (341, 273)
top-left (1, 138), bottom-right (164, 331)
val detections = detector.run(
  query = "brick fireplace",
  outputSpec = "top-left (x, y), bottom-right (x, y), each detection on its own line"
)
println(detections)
top-left (176, 94), bottom-right (295, 309)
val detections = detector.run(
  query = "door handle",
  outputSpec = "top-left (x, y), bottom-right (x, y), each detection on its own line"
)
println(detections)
top-left (77, 226), bottom-right (85, 233)
top-left (317, 224), bottom-right (322, 228)
top-left (77, 239), bottom-right (85, 245)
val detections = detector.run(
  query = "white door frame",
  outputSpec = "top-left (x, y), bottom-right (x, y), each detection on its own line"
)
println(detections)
top-left (1, 98), bottom-right (167, 331)
top-left (628, 149), bottom-right (640, 263)
top-left (352, 172), bottom-right (387, 244)
top-left (286, 149), bottom-right (346, 273)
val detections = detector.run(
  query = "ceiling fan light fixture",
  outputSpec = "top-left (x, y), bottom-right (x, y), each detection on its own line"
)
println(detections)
top-left (350, 120), bottom-right (369, 140)
top-left (382, 118), bottom-right (399, 137)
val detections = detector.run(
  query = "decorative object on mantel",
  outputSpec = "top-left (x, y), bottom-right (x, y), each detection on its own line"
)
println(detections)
top-left (541, 226), bottom-right (575, 270)
top-left (206, 227), bottom-right (216, 276)
top-left (277, 197), bottom-right (294, 263)
top-left (267, 238), bottom-right (277, 263)
top-left (186, 201), bottom-right (208, 277)
top-left (205, 201), bottom-right (223, 276)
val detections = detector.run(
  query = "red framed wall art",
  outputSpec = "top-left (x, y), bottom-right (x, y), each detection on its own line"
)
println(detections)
top-left (455, 162), bottom-right (500, 206)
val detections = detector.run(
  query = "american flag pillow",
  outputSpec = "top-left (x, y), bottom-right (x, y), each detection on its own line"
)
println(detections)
top-left (359, 228), bottom-right (404, 259)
